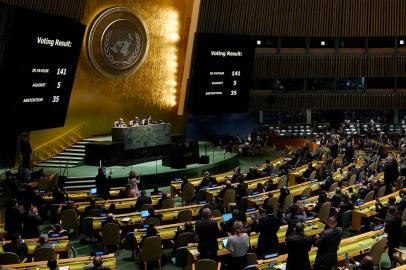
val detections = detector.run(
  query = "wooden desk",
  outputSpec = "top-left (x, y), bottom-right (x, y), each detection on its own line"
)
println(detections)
top-left (352, 189), bottom-right (406, 231)
top-left (73, 196), bottom-right (160, 214)
top-left (92, 204), bottom-right (205, 230)
top-left (300, 183), bottom-right (363, 212)
top-left (256, 229), bottom-right (386, 269)
top-left (3, 254), bottom-right (116, 269)
top-left (187, 219), bottom-right (325, 261)
top-left (0, 236), bottom-right (70, 256)
top-left (0, 223), bottom-right (5, 237)
top-left (205, 176), bottom-right (277, 199)
top-left (170, 171), bottom-right (234, 197)
top-left (42, 187), bottom-right (123, 203)
top-left (247, 180), bottom-right (321, 208)
top-left (331, 162), bottom-right (365, 182)
top-left (288, 161), bottom-right (322, 186)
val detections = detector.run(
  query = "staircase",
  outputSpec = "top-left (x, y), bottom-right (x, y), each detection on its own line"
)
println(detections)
top-left (36, 139), bottom-right (90, 168)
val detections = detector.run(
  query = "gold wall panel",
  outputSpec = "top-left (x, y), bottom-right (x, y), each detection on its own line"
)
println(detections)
top-left (30, 0), bottom-right (194, 150)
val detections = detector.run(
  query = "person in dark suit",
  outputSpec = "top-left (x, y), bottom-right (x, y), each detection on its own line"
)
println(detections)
top-left (385, 206), bottom-right (402, 267)
top-left (21, 203), bottom-right (42, 239)
top-left (383, 156), bottom-right (399, 195)
top-left (95, 167), bottom-right (111, 200)
top-left (195, 208), bottom-right (219, 260)
top-left (219, 180), bottom-right (235, 199)
top-left (20, 133), bottom-right (32, 169)
top-left (83, 198), bottom-right (103, 218)
top-left (2, 233), bottom-right (28, 260)
top-left (286, 222), bottom-right (313, 270)
top-left (313, 217), bottom-right (342, 270)
top-left (5, 199), bottom-right (22, 237)
top-left (252, 203), bottom-right (281, 258)
top-left (134, 190), bottom-right (152, 211)
top-left (84, 255), bottom-right (111, 270)
top-left (101, 213), bottom-right (119, 227)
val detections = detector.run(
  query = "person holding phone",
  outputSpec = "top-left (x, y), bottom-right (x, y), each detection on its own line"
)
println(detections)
top-left (286, 222), bottom-right (313, 270)
top-left (313, 217), bottom-right (341, 270)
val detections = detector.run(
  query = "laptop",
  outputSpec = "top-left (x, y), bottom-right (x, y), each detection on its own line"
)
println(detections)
top-left (306, 216), bottom-right (315, 220)
top-left (246, 208), bottom-right (256, 212)
top-left (222, 213), bottom-right (232, 222)
top-left (356, 200), bottom-right (364, 206)
top-left (264, 253), bottom-right (278, 259)
top-left (90, 188), bottom-right (97, 195)
top-left (222, 239), bottom-right (228, 247)
top-left (141, 210), bottom-right (150, 218)
top-left (301, 195), bottom-right (309, 200)
top-left (373, 224), bottom-right (384, 231)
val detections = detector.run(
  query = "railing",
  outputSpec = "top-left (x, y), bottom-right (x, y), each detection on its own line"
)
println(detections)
top-left (31, 123), bottom-right (89, 165)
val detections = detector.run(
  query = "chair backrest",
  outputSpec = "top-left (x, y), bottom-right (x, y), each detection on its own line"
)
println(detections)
top-left (177, 209), bottom-right (193, 223)
top-left (145, 217), bottom-right (161, 226)
top-left (376, 186), bottom-right (386, 198)
top-left (278, 175), bottom-right (287, 189)
top-left (81, 217), bottom-right (94, 235)
top-left (195, 190), bottom-right (207, 203)
top-left (174, 246), bottom-right (190, 267)
top-left (123, 232), bottom-right (137, 251)
top-left (282, 194), bottom-right (293, 213)
top-left (175, 232), bottom-right (195, 249)
top-left (359, 170), bottom-right (365, 179)
top-left (364, 190), bottom-right (375, 202)
top-left (102, 223), bottom-right (121, 245)
top-left (212, 209), bottom-right (222, 217)
top-left (319, 202), bottom-right (331, 223)
top-left (38, 177), bottom-right (50, 192)
top-left (182, 183), bottom-right (196, 202)
top-left (223, 189), bottom-right (236, 208)
top-left (328, 182), bottom-right (339, 193)
top-left (88, 208), bottom-right (102, 217)
top-left (341, 210), bottom-right (353, 228)
top-left (330, 159), bottom-right (337, 172)
top-left (33, 247), bottom-right (55, 262)
top-left (0, 252), bottom-right (20, 264)
top-left (309, 170), bottom-right (317, 179)
top-left (369, 237), bottom-right (387, 265)
top-left (160, 198), bottom-right (175, 209)
top-left (61, 209), bottom-right (78, 230)
top-left (140, 236), bottom-right (162, 262)
top-left (140, 204), bottom-right (153, 212)
top-left (348, 174), bottom-right (357, 185)
top-left (301, 186), bottom-right (312, 198)
top-left (195, 259), bottom-right (218, 270)
top-left (246, 252), bottom-right (257, 266)
top-left (267, 197), bottom-right (279, 216)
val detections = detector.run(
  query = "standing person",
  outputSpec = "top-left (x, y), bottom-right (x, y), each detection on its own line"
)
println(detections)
top-left (20, 133), bottom-right (32, 169)
top-left (195, 208), bottom-right (219, 260)
top-left (225, 221), bottom-right (250, 270)
top-left (5, 199), bottom-right (22, 237)
top-left (286, 222), bottom-right (313, 270)
top-left (95, 167), bottom-right (111, 200)
top-left (2, 233), bottom-right (28, 260)
top-left (253, 204), bottom-right (281, 258)
top-left (22, 203), bottom-right (42, 239)
top-left (385, 206), bottom-right (402, 268)
top-left (383, 156), bottom-right (399, 195)
top-left (313, 217), bottom-right (342, 270)
top-left (128, 171), bottom-right (140, 196)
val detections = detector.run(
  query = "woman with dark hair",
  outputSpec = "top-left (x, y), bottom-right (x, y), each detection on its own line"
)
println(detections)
top-left (278, 186), bottom-right (291, 206)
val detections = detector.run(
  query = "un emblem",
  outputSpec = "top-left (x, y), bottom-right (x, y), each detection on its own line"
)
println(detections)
top-left (88, 7), bottom-right (149, 78)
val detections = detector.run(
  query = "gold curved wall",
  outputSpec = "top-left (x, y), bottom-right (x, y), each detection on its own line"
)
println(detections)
top-left (30, 0), bottom-right (194, 149)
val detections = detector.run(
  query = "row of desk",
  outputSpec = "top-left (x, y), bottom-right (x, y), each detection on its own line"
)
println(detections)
top-left (3, 254), bottom-right (116, 269)
top-left (0, 236), bottom-right (70, 256)
top-left (256, 229), bottom-right (386, 269)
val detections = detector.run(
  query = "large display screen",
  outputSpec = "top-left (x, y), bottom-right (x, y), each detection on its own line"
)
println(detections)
top-left (0, 3), bottom-right (85, 131)
top-left (187, 33), bottom-right (255, 114)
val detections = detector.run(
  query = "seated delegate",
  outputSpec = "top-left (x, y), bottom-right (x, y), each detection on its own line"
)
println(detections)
top-left (114, 118), bottom-right (127, 128)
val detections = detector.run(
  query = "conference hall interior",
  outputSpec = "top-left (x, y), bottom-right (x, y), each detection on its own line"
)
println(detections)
top-left (2, 0), bottom-right (406, 270)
